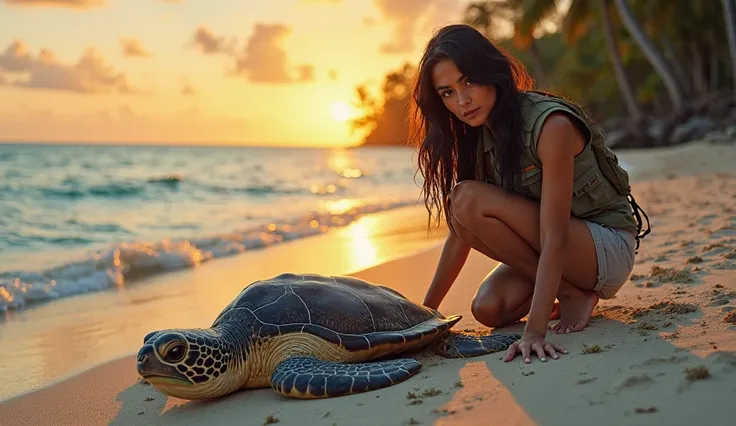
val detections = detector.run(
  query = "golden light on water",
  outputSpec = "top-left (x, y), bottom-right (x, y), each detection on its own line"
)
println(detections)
top-left (323, 198), bottom-right (360, 215)
top-left (326, 148), bottom-right (365, 180)
top-left (346, 217), bottom-right (378, 270)
top-left (340, 168), bottom-right (363, 178)
top-left (311, 184), bottom-right (338, 194)
top-left (328, 149), bottom-right (351, 171)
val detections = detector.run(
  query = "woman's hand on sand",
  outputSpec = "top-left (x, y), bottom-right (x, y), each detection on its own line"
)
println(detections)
top-left (503, 331), bottom-right (567, 364)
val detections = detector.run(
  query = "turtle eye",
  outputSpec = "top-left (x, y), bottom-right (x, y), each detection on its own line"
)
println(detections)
top-left (162, 343), bottom-right (186, 363)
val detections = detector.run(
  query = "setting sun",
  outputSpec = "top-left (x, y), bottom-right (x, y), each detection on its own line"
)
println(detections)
top-left (0, 0), bottom-right (471, 148)
top-left (330, 101), bottom-right (355, 123)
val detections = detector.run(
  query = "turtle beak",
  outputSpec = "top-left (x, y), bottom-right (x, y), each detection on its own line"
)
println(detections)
top-left (136, 345), bottom-right (190, 385)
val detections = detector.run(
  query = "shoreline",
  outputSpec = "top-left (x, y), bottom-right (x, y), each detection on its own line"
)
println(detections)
top-left (0, 203), bottom-right (448, 402)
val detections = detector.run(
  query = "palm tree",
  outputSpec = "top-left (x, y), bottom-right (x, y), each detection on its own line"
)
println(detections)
top-left (503, 0), bottom-right (559, 88)
top-left (499, 0), bottom-right (643, 125)
top-left (611, 0), bottom-right (685, 110)
top-left (722, 0), bottom-right (736, 101)
top-left (464, 1), bottom-right (556, 88)
top-left (598, 0), bottom-right (642, 123)
top-left (463, 1), bottom-right (510, 39)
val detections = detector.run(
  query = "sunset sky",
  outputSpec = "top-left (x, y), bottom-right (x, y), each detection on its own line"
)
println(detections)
top-left (0, 0), bottom-right (485, 147)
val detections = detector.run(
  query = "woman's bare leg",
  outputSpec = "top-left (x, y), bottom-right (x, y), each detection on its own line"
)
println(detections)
top-left (449, 180), bottom-right (599, 334)
top-left (449, 216), bottom-right (561, 326)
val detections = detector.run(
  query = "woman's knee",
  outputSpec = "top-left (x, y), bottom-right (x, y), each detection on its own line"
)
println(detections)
top-left (470, 295), bottom-right (506, 328)
top-left (449, 181), bottom-right (482, 222)
top-left (449, 180), bottom-right (503, 225)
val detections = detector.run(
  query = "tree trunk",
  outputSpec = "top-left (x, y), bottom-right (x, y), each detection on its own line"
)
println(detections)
top-left (661, 35), bottom-right (692, 96)
top-left (599, 0), bottom-right (642, 123)
top-left (691, 42), bottom-right (707, 97)
top-left (612, 0), bottom-right (686, 110)
top-left (721, 0), bottom-right (736, 101)
top-left (710, 45), bottom-right (720, 91)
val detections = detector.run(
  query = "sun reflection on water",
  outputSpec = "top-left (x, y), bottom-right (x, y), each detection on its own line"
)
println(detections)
top-left (345, 216), bottom-right (379, 271)
top-left (327, 148), bottom-right (365, 179)
top-left (324, 198), bottom-right (360, 215)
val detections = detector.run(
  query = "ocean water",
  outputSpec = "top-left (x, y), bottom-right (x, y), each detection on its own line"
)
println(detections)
top-left (0, 143), bottom-right (425, 312)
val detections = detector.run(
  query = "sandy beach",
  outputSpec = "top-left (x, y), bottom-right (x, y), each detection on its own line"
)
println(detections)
top-left (1, 140), bottom-right (735, 426)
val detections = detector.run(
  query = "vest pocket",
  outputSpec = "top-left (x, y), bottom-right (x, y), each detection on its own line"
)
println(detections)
top-left (571, 165), bottom-right (608, 217)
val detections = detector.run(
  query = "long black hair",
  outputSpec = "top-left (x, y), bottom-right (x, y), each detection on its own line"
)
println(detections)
top-left (410, 24), bottom-right (534, 228)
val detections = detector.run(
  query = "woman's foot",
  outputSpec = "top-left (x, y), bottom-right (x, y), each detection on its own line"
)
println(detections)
top-left (549, 301), bottom-right (561, 320)
top-left (551, 291), bottom-right (598, 334)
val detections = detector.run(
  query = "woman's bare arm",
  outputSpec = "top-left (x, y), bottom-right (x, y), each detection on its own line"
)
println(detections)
top-left (524, 112), bottom-right (580, 336)
top-left (423, 231), bottom-right (471, 310)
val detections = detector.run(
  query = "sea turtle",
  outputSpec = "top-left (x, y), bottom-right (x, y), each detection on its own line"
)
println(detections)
top-left (136, 273), bottom-right (520, 400)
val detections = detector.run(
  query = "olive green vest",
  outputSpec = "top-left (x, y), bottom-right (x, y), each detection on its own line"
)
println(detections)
top-left (476, 91), bottom-right (639, 235)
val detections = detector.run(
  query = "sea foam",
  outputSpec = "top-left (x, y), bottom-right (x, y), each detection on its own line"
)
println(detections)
top-left (0, 200), bottom-right (416, 311)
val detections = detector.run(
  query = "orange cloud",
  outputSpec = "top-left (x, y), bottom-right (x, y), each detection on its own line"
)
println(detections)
top-left (374, 0), bottom-right (461, 54)
top-left (120, 38), bottom-right (151, 58)
top-left (191, 24), bottom-right (314, 84)
top-left (3, 0), bottom-right (104, 8)
top-left (232, 24), bottom-right (314, 83)
top-left (190, 26), bottom-right (236, 55)
top-left (0, 40), bottom-right (133, 94)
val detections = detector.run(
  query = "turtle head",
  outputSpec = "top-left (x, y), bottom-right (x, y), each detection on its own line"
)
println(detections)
top-left (137, 328), bottom-right (236, 400)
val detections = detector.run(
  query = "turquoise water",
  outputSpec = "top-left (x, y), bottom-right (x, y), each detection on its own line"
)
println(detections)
top-left (0, 143), bottom-right (424, 311)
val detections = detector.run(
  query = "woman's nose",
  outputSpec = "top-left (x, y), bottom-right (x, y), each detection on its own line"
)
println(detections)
top-left (458, 91), bottom-right (472, 106)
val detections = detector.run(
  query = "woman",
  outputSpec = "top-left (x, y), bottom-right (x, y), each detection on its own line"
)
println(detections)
top-left (411, 24), bottom-right (648, 364)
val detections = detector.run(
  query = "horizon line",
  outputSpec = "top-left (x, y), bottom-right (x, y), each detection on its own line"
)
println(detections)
top-left (0, 140), bottom-right (380, 149)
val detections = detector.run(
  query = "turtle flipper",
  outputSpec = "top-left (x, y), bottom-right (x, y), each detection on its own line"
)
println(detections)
top-left (434, 330), bottom-right (521, 358)
top-left (270, 356), bottom-right (422, 399)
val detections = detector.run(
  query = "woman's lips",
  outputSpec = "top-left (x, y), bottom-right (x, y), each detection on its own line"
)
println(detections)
top-left (463, 107), bottom-right (481, 118)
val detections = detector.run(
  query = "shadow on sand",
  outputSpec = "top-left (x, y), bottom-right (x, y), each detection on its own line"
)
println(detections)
top-left (111, 305), bottom-right (736, 426)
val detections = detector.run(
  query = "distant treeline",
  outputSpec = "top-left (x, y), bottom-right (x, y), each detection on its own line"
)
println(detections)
top-left (350, 0), bottom-right (736, 149)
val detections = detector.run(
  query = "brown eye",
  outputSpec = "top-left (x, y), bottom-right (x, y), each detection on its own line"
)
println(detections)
top-left (164, 344), bottom-right (186, 363)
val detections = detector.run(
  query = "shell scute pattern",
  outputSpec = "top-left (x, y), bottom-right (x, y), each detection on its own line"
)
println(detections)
top-left (337, 334), bottom-right (371, 351)
top-left (258, 324), bottom-right (280, 338)
top-left (216, 274), bottom-right (441, 350)
top-left (215, 274), bottom-right (434, 337)
top-left (301, 324), bottom-right (340, 344)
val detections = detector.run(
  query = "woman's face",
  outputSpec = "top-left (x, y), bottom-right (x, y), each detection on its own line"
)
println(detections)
top-left (431, 58), bottom-right (497, 127)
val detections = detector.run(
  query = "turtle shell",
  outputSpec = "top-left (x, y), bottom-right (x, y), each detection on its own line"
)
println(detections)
top-left (211, 273), bottom-right (456, 352)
